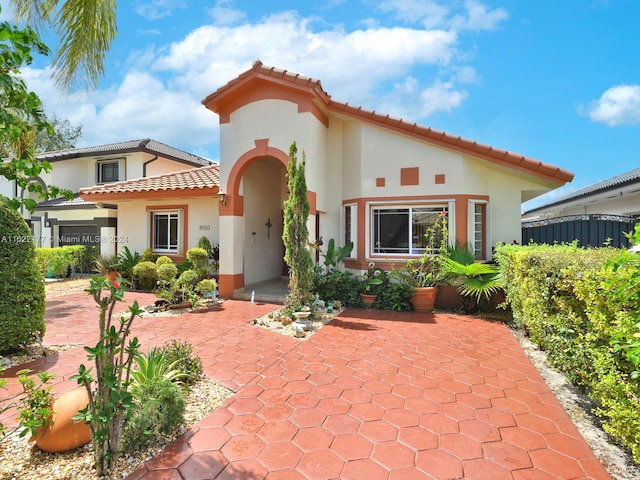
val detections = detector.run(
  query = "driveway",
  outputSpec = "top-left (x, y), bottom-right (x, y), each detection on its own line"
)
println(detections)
top-left (2, 291), bottom-right (611, 479)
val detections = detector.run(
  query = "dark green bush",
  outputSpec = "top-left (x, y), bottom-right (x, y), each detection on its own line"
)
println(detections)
top-left (313, 269), bottom-right (361, 307)
top-left (157, 339), bottom-right (203, 386)
top-left (123, 377), bottom-right (185, 450)
top-left (0, 200), bottom-right (46, 352)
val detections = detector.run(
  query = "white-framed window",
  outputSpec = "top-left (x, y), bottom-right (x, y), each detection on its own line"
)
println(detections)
top-left (152, 211), bottom-right (180, 253)
top-left (96, 159), bottom-right (122, 184)
top-left (469, 201), bottom-right (487, 260)
top-left (371, 205), bottom-right (449, 256)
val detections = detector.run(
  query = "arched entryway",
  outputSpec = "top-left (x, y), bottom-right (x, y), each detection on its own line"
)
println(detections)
top-left (241, 156), bottom-right (288, 286)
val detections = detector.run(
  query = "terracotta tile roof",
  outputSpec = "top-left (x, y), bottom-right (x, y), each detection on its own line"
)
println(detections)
top-left (79, 164), bottom-right (220, 200)
top-left (39, 139), bottom-right (212, 168)
top-left (203, 61), bottom-right (573, 185)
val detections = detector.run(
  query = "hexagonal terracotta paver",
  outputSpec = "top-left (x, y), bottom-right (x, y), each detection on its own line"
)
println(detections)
top-left (416, 449), bottom-right (463, 479)
top-left (372, 441), bottom-right (416, 470)
top-left (289, 408), bottom-right (327, 429)
top-left (298, 450), bottom-right (343, 480)
top-left (340, 458), bottom-right (389, 480)
top-left (323, 413), bottom-right (360, 435)
top-left (178, 450), bottom-right (227, 479)
top-left (257, 442), bottom-right (304, 470)
top-left (331, 433), bottom-right (374, 460)
top-left (220, 434), bottom-right (266, 462)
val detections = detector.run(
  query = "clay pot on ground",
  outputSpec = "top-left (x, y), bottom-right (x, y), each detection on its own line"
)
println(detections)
top-left (411, 286), bottom-right (438, 313)
top-left (359, 293), bottom-right (377, 308)
top-left (34, 387), bottom-right (92, 453)
top-left (436, 285), bottom-right (463, 310)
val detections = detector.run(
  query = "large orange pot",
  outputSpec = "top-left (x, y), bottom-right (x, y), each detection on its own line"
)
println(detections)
top-left (359, 293), bottom-right (377, 308)
top-left (411, 286), bottom-right (438, 313)
top-left (35, 387), bottom-right (92, 453)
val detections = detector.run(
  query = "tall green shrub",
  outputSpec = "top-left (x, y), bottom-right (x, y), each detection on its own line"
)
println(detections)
top-left (283, 141), bottom-right (314, 308)
top-left (0, 199), bottom-right (45, 352)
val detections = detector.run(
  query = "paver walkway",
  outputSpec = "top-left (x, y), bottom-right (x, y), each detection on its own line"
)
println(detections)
top-left (1, 291), bottom-right (612, 480)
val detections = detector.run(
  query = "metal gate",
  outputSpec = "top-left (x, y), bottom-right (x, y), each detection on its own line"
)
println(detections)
top-left (522, 214), bottom-right (637, 248)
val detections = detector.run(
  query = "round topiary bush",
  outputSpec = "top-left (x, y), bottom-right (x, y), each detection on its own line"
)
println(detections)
top-left (0, 199), bottom-right (46, 352)
top-left (156, 255), bottom-right (173, 266)
top-left (157, 262), bottom-right (178, 283)
top-left (132, 261), bottom-right (158, 290)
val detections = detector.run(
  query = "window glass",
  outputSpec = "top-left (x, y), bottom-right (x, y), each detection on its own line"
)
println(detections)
top-left (153, 212), bottom-right (179, 252)
top-left (98, 161), bottom-right (119, 183)
top-left (373, 206), bottom-right (447, 255)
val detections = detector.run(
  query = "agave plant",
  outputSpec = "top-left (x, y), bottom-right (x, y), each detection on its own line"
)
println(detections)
top-left (130, 348), bottom-right (192, 387)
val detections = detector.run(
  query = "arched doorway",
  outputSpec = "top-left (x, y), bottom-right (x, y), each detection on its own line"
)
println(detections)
top-left (241, 156), bottom-right (288, 286)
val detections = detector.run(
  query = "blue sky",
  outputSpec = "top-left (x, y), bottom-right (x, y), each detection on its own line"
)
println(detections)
top-left (2, 0), bottom-right (638, 211)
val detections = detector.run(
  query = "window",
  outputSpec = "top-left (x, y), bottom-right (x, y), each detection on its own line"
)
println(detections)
top-left (153, 212), bottom-right (179, 252)
top-left (372, 206), bottom-right (448, 255)
top-left (97, 160), bottom-right (120, 183)
top-left (344, 205), bottom-right (352, 256)
top-left (473, 203), bottom-right (486, 259)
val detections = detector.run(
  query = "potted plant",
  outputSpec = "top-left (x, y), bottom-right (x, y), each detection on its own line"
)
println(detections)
top-left (442, 257), bottom-right (504, 313)
top-left (92, 254), bottom-right (119, 283)
top-left (390, 210), bottom-right (448, 313)
top-left (359, 263), bottom-right (384, 307)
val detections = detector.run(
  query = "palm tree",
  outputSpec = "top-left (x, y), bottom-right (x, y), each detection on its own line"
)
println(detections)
top-left (10, 0), bottom-right (117, 92)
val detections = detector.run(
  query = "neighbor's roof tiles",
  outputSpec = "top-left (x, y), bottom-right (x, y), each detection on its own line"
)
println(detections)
top-left (524, 167), bottom-right (640, 214)
top-left (203, 61), bottom-right (573, 185)
top-left (80, 164), bottom-right (220, 198)
top-left (38, 139), bottom-right (212, 167)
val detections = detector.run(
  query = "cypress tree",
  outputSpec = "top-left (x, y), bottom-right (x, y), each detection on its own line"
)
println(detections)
top-left (282, 142), bottom-right (314, 308)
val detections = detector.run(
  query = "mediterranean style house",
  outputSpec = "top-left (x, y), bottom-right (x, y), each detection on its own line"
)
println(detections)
top-left (80, 61), bottom-right (573, 299)
top-left (12, 139), bottom-right (211, 257)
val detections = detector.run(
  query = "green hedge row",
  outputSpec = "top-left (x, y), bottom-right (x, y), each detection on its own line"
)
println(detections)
top-left (494, 243), bottom-right (640, 461)
top-left (35, 245), bottom-right (98, 277)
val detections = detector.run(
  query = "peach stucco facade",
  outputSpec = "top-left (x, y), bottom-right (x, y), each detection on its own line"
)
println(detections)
top-left (204, 62), bottom-right (573, 298)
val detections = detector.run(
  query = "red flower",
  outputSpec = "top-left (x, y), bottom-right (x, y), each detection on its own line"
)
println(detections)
top-left (113, 280), bottom-right (120, 289)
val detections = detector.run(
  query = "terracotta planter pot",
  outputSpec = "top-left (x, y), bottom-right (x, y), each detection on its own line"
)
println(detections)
top-left (35, 387), bottom-right (92, 453)
top-left (359, 293), bottom-right (377, 308)
top-left (106, 271), bottom-right (118, 283)
top-left (436, 285), bottom-right (463, 310)
top-left (411, 286), bottom-right (438, 313)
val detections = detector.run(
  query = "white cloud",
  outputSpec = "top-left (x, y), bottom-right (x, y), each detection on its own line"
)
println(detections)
top-left (208, 0), bottom-right (246, 26)
top-left (377, 0), bottom-right (507, 31)
top-left (451, 0), bottom-right (508, 31)
top-left (20, 3), bottom-right (506, 159)
top-left (153, 12), bottom-right (459, 108)
top-left (376, 76), bottom-right (468, 119)
top-left (135, 0), bottom-right (187, 20)
top-left (584, 85), bottom-right (640, 126)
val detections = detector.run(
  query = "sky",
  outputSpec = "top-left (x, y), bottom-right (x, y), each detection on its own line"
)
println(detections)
top-left (1, 0), bottom-right (638, 211)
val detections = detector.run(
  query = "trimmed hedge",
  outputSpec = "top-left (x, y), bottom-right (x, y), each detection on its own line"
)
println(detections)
top-left (0, 200), bottom-right (46, 352)
top-left (494, 243), bottom-right (640, 461)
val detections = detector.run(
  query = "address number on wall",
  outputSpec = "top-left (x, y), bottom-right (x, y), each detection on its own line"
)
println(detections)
top-left (199, 225), bottom-right (211, 230)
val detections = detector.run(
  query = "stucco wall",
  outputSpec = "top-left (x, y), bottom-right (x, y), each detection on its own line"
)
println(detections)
top-left (116, 197), bottom-right (218, 257)
top-left (242, 159), bottom-right (287, 284)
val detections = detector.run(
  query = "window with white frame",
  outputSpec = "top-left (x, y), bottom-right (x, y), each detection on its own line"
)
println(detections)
top-left (372, 205), bottom-right (448, 255)
top-left (96, 159), bottom-right (121, 183)
top-left (152, 211), bottom-right (179, 253)
top-left (473, 203), bottom-right (486, 259)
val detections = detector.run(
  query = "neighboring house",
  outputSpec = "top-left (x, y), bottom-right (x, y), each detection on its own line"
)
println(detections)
top-left (79, 165), bottom-right (220, 261)
top-left (521, 167), bottom-right (640, 247)
top-left (22, 139), bottom-right (211, 257)
top-left (192, 61), bottom-right (574, 298)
